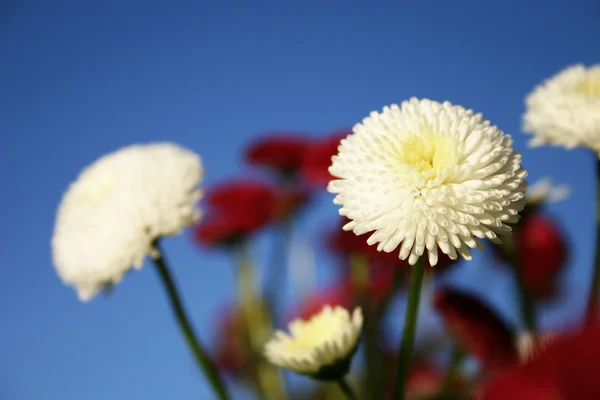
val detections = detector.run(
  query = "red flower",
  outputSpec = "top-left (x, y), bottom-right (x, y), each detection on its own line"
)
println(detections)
top-left (301, 131), bottom-right (350, 188)
top-left (494, 215), bottom-right (568, 299)
top-left (245, 134), bottom-right (308, 176)
top-left (194, 180), bottom-right (308, 247)
top-left (294, 283), bottom-right (355, 321)
top-left (212, 307), bottom-right (248, 376)
top-left (433, 287), bottom-right (517, 371)
top-left (405, 363), bottom-right (444, 400)
top-left (194, 181), bottom-right (277, 247)
top-left (480, 324), bottom-right (600, 400)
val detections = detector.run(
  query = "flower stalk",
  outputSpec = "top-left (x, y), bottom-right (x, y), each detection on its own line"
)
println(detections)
top-left (586, 157), bottom-right (600, 324)
top-left (151, 240), bottom-right (231, 400)
top-left (393, 257), bottom-right (425, 400)
top-left (337, 377), bottom-right (358, 400)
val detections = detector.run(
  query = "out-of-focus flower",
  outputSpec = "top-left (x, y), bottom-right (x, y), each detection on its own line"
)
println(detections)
top-left (301, 131), bottom-right (350, 188)
top-left (480, 324), bottom-right (600, 400)
top-left (329, 98), bottom-right (527, 266)
top-left (245, 134), bottom-right (309, 176)
top-left (433, 287), bottom-right (517, 370)
top-left (264, 306), bottom-right (363, 380)
top-left (523, 64), bottom-right (600, 153)
top-left (526, 177), bottom-right (571, 206)
top-left (295, 284), bottom-right (355, 321)
top-left (405, 363), bottom-right (445, 400)
top-left (194, 180), bottom-right (308, 247)
top-left (213, 307), bottom-right (248, 375)
top-left (52, 143), bottom-right (203, 301)
top-left (493, 215), bottom-right (568, 299)
top-left (515, 332), bottom-right (557, 364)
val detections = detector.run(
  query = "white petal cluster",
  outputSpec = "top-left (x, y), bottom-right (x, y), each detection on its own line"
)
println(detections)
top-left (264, 306), bottom-right (363, 377)
top-left (523, 64), bottom-right (600, 153)
top-left (328, 98), bottom-right (527, 266)
top-left (526, 177), bottom-right (570, 205)
top-left (52, 143), bottom-right (203, 301)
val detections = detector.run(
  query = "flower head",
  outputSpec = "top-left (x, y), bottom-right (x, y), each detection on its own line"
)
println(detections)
top-left (526, 177), bottom-right (570, 206)
top-left (329, 98), bottom-right (527, 266)
top-left (302, 131), bottom-right (350, 188)
top-left (52, 143), bottom-right (203, 301)
top-left (245, 134), bottom-right (309, 176)
top-left (523, 64), bottom-right (600, 153)
top-left (264, 305), bottom-right (363, 380)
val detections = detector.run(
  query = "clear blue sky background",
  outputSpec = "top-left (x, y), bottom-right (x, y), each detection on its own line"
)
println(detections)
top-left (1, 1), bottom-right (599, 399)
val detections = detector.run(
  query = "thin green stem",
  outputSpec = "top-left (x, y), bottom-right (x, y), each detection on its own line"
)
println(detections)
top-left (349, 255), bottom-right (381, 400)
top-left (151, 241), bottom-right (231, 400)
top-left (392, 257), bottom-right (425, 400)
top-left (586, 157), bottom-right (600, 324)
top-left (337, 377), bottom-right (358, 400)
top-left (504, 234), bottom-right (537, 333)
top-left (237, 243), bottom-right (286, 400)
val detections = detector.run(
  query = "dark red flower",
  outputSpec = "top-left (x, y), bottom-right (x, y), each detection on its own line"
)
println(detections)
top-left (433, 287), bottom-right (517, 371)
top-left (245, 135), bottom-right (309, 176)
top-left (301, 131), bottom-right (350, 188)
top-left (195, 180), bottom-right (309, 247)
top-left (405, 363), bottom-right (444, 400)
top-left (212, 307), bottom-right (248, 376)
top-left (480, 324), bottom-right (600, 400)
top-left (493, 215), bottom-right (568, 299)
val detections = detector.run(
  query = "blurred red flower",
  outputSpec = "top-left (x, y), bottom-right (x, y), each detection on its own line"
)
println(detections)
top-left (479, 324), bottom-right (600, 400)
top-left (194, 180), bottom-right (309, 247)
top-left (433, 287), bottom-right (517, 371)
top-left (301, 131), bottom-right (350, 188)
top-left (294, 283), bottom-right (355, 321)
top-left (245, 134), bottom-right (309, 176)
top-left (493, 215), bottom-right (568, 299)
top-left (213, 307), bottom-right (248, 376)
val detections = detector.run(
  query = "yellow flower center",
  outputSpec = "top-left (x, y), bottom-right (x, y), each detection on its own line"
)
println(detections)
top-left (398, 134), bottom-right (457, 180)
top-left (575, 72), bottom-right (600, 97)
top-left (283, 309), bottom-right (348, 351)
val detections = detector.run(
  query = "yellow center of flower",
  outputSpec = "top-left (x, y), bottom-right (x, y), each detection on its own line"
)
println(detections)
top-left (399, 134), bottom-right (457, 180)
top-left (283, 308), bottom-right (349, 351)
top-left (575, 73), bottom-right (600, 97)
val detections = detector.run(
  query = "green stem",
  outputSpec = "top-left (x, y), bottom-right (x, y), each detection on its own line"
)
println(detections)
top-left (337, 377), bottom-right (358, 400)
top-left (237, 243), bottom-right (286, 400)
top-left (392, 257), bottom-right (425, 400)
top-left (349, 255), bottom-right (383, 400)
top-left (151, 241), bottom-right (231, 400)
top-left (504, 234), bottom-right (537, 333)
top-left (586, 157), bottom-right (600, 324)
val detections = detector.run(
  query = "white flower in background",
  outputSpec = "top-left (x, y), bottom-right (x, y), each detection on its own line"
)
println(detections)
top-left (264, 306), bottom-right (363, 379)
top-left (52, 143), bottom-right (203, 301)
top-left (328, 98), bottom-right (527, 266)
top-left (526, 177), bottom-right (570, 205)
top-left (516, 332), bottom-right (557, 364)
top-left (523, 64), bottom-right (600, 153)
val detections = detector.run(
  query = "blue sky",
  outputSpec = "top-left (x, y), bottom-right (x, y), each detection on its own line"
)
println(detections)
top-left (1, 1), bottom-right (599, 399)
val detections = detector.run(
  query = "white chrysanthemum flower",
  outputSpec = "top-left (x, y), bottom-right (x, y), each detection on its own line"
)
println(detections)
top-left (523, 64), bottom-right (600, 153)
top-left (526, 177), bottom-right (570, 205)
top-left (328, 98), bottom-right (527, 266)
top-left (264, 306), bottom-right (363, 380)
top-left (52, 143), bottom-right (203, 301)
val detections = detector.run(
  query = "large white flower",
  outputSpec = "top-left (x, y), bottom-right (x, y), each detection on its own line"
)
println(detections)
top-left (264, 306), bottom-right (363, 379)
top-left (523, 64), bottom-right (600, 153)
top-left (52, 143), bottom-right (203, 301)
top-left (328, 98), bottom-right (527, 266)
